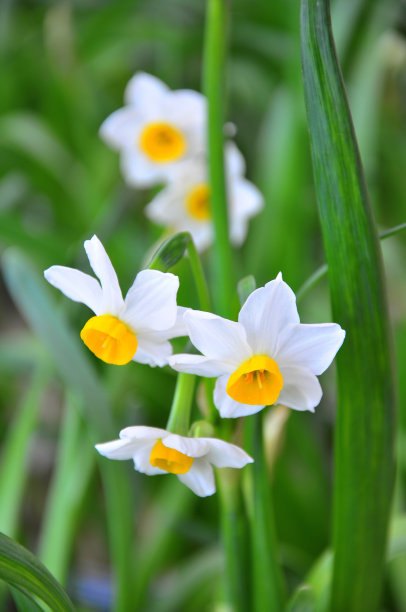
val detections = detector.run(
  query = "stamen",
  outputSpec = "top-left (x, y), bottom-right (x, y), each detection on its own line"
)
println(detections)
top-left (150, 439), bottom-right (194, 474)
top-left (80, 314), bottom-right (137, 365)
top-left (139, 121), bottom-right (186, 162)
top-left (226, 355), bottom-right (283, 405)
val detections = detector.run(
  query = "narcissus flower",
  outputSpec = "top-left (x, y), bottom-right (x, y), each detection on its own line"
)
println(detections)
top-left (145, 143), bottom-right (263, 251)
top-left (169, 274), bottom-right (345, 417)
top-left (95, 426), bottom-right (253, 497)
top-left (44, 235), bottom-right (186, 367)
top-left (100, 72), bottom-right (206, 187)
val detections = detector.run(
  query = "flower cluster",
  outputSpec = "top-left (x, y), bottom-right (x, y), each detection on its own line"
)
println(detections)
top-left (44, 236), bottom-right (345, 496)
top-left (100, 72), bottom-right (263, 251)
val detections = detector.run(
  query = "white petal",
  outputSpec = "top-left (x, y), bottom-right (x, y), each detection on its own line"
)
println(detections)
top-left (120, 149), bottom-right (168, 188)
top-left (44, 266), bottom-right (102, 314)
top-left (124, 72), bottom-right (169, 106)
top-left (99, 107), bottom-right (141, 150)
top-left (177, 459), bottom-right (216, 497)
top-left (213, 374), bottom-right (265, 418)
top-left (134, 334), bottom-right (173, 367)
top-left (161, 306), bottom-right (189, 338)
top-left (164, 90), bottom-right (207, 129)
top-left (119, 426), bottom-right (169, 440)
top-left (183, 310), bottom-right (252, 364)
top-left (95, 437), bottom-right (140, 460)
top-left (277, 365), bottom-right (322, 412)
top-left (84, 236), bottom-right (124, 315)
top-left (225, 141), bottom-right (246, 177)
top-left (238, 274), bottom-right (299, 356)
top-left (204, 439), bottom-right (253, 468)
top-left (162, 434), bottom-right (210, 458)
top-left (168, 353), bottom-right (232, 377)
top-left (133, 442), bottom-right (167, 475)
top-left (122, 269), bottom-right (178, 332)
top-left (276, 323), bottom-right (345, 375)
top-left (229, 178), bottom-right (264, 246)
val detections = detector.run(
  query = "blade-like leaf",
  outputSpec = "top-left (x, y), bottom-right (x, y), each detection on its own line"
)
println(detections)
top-left (301, 2), bottom-right (396, 612)
top-left (0, 532), bottom-right (74, 612)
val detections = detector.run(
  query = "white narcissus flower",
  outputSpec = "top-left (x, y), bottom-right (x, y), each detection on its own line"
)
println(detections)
top-left (100, 72), bottom-right (206, 187)
top-left (169, 273), bottom-right (345, 418)
top-left (145, 143), bottom-right (263, 251)
top-left (44, 235), bottom-right (186, 367)
top-left (95, 426), bottom-right (253, 497)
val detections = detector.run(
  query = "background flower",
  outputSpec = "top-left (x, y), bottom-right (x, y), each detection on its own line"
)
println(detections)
top-left (145, 142), bottom-right (263, 251)
top-left (100, 72), bottom-right (207, 187)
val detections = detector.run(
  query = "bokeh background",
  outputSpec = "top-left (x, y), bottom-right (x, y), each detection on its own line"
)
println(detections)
top-left (1, 0), bottom-right (406, 610)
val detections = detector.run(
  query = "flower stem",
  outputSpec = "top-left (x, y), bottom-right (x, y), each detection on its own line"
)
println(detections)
top-left (203, 0), bottom-right (234, 317)
top-left (244, 413), bottom-right (286, 611)
top-left (187, 237), bottom-right (211, 312)
top-left (296, 222), bottom-right (406, 303)
top-left (166, 373), bottom-right (195, 436)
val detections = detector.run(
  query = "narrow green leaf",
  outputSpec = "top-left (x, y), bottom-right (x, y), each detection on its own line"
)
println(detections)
top-left (285, 586), bottom-right (315, 612)
top-left (11, 586), bottom-right (46, 612)
top-left (0, 532), bottom-right (74, 612)
top-left (38, 393), bottom-right (95, 584)
top-left (301, 2), bottom-right (396, 612)
top-left (237, 275), bottom-right (256, 306)
top-left (0, 368), bottom-right (46, 537)
top-left (1, 249), bottom-right (136, 612)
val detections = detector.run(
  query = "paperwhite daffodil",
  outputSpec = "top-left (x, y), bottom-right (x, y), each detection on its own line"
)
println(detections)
top-left (44, 235), bottom-right (186, 367)
top-left (169, 273), bottom-right (345, 417)
top-left (95, 426), bottom-right (253, 497)
top-left (100, 72), bottom-right (206, 187)
top-left (145, 143), bottom-right (263, 251)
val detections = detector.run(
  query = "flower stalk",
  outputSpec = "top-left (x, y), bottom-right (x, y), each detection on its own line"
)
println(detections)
top-left (203, 0), bottom-right (234, 318)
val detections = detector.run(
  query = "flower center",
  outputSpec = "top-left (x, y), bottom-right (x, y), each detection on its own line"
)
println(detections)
top-left (185, 183), bottom-right (211, 221)
top-left (139, 121), bottom-right (187, 163)
top-left (80, 314), bottom-right (137, 365)
top-left (150, 439), bottom-right (194, 474)
top-left (226, 355), bottom-right (283, 405)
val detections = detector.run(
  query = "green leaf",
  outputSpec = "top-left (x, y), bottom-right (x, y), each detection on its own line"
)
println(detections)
top-left (237, 275), bottom-right (256, 306)
top-left (0, 532), bottom-right (74, 612)
top-left (147, 232), bottom-right (192, 272)
top-left (285, 586), bottom-right (315, 612)
top-left (1, 249), bottom-right (136, 612)
top-left (0, 368), bottom-right (46, 537)
top-left (301, 2), bottom-right (396, 612)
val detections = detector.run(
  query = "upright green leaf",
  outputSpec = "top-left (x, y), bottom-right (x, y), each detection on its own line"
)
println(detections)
top-left (301, 2), bottom-right (396, 612)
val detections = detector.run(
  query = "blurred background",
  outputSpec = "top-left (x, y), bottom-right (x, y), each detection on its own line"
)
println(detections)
top-left (0, 0), bottom-right (406, 610)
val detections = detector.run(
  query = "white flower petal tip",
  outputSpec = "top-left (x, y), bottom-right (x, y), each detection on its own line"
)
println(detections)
top-left (44, 237), bottom-right (183, 368)
top-left (144, 143), bottom-right (263, 251)
top-left (95, 427), bottom-right (253, 497)
top-left (100, 72), bottom-right (207, 187)
top-left (172, 274), bottom-right (345, 417)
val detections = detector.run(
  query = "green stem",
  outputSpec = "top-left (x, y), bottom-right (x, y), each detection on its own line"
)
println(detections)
top-left (187, 237), bottom-right (211, 312)
top-left (244, 414), bottom-right (286, 612)
top-left (296, 222), bottom-right (406, 303)
top-left (166, 373), bottom-right (195, 436)
top-left (203, 0), bottom-right (234, 317)
top-left (217, 469), bottom-right (249, 612)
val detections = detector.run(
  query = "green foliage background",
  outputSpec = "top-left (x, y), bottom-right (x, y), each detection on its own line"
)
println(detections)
top-left (0, 0), bottom-right (405, 610)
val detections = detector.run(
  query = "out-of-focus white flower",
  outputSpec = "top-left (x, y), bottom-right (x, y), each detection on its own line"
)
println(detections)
top-left (100, 72), bottom-right (206, 187)
top-left (44, 235), bottom-right (186, 367)
top-left (95, 426), bottom-right (253, 497)
top-left (169, 273), bottom-right (345, 417)
top-left (145, 143), bottom-right (263, 251)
